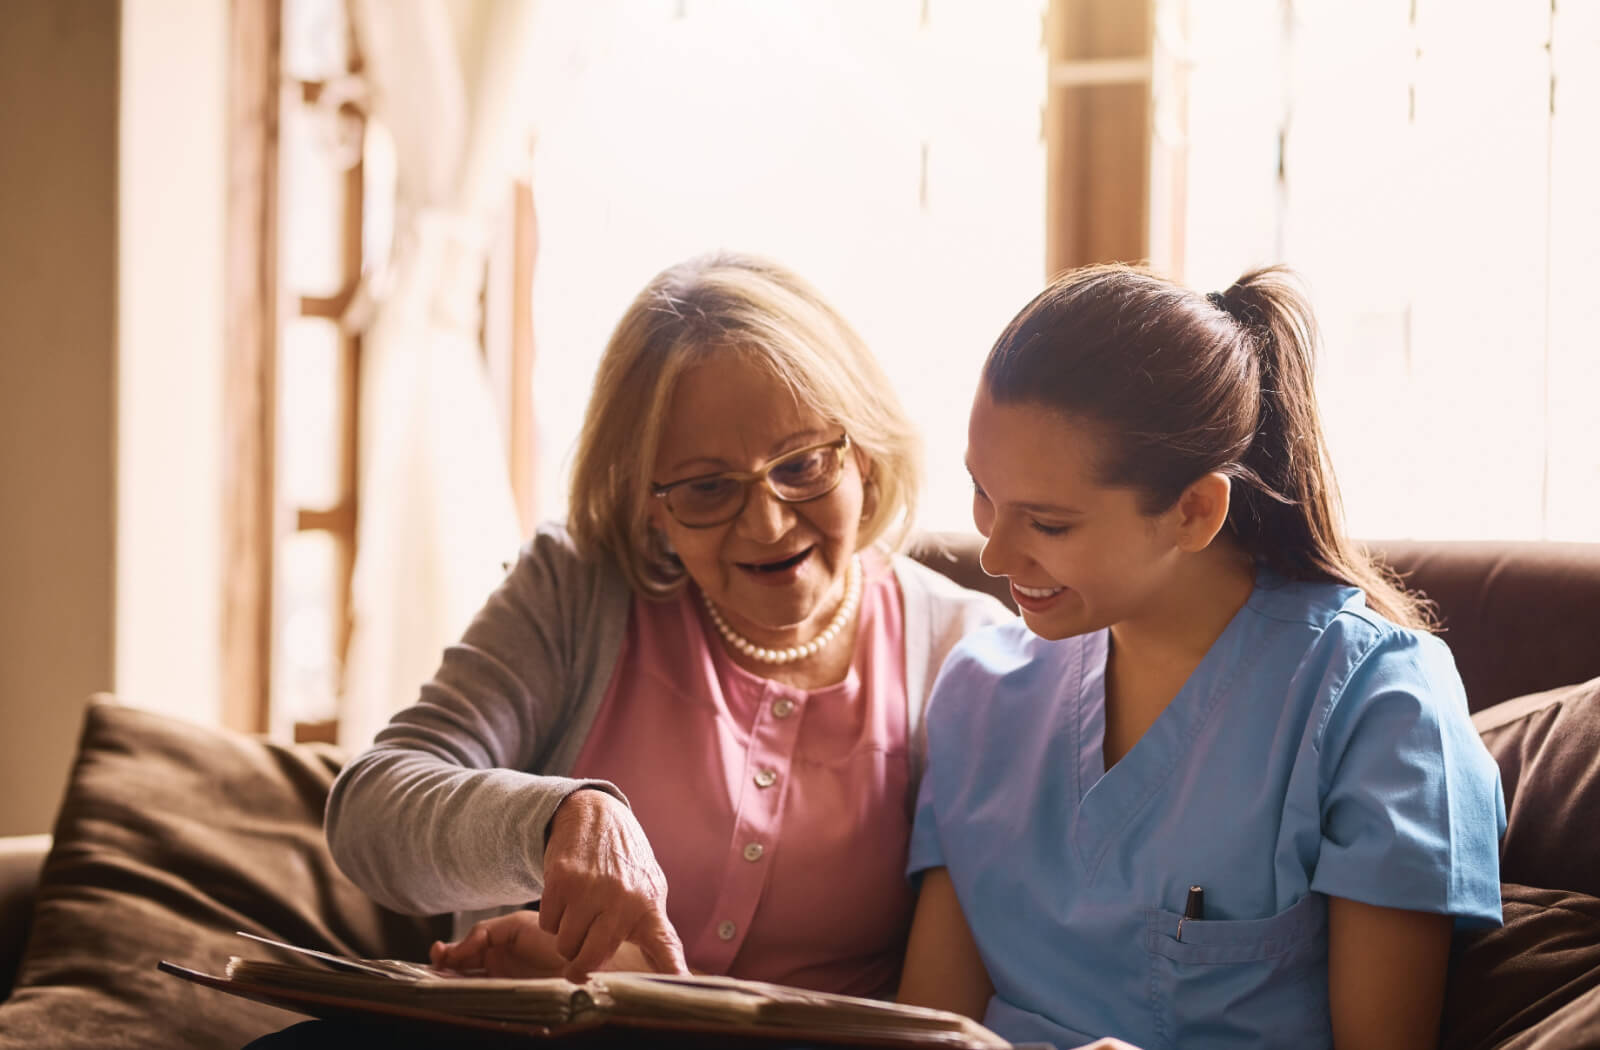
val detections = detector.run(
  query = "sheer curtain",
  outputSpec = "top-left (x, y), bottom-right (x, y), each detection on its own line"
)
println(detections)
top-left (339, 0), bottom-right (534, 749)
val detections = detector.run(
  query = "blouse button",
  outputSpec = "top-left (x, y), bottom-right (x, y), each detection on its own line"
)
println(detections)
top-left (742, 842), bottom-right (765, 862)
top-left (716, 919), bottom-right (737, 941)
top-left (772, 697), bottom-right (796, 719)
top-left (753, 767), bottom-right (777, 789)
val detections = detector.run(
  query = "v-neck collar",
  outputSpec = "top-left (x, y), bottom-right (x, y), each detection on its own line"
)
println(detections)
top-left (1067, 591), bottom-right (1260, 879)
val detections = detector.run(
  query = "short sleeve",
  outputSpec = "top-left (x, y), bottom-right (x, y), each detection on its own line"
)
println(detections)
top-left (1311, 628), bottom-right (1506, 929)
top-left (907, 648), bottom-right (980, 883)
top-left (906, 761), bottom-right (946, 880)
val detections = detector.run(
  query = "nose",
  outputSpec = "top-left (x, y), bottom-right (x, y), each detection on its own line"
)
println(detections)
top-left (977, 516), bottom-right (1020, 579)
top-left (977, 537), bottom-right (1008, 579)
top-left (734, 482), bottom-right (792, 543)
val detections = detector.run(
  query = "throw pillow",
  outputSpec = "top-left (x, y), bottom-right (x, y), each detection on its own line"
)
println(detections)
top-left (0, 699), bottom-right (446, 1050)
top-left (1473, 675), bottom-right (1600, 898)
top-left (1440, 884), bottom-right (1600, 1050)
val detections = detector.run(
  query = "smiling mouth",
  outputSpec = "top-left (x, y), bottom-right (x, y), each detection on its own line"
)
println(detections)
top-left (739, 548), bottom-right (812, 573)
top-left (1013, 582), bottom-right (1064, 599)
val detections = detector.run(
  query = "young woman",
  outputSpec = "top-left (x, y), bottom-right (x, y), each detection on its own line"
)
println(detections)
top-left (898, 265), bottom-right (1505, 1050)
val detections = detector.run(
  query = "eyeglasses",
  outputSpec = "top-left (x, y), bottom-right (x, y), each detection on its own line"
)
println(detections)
top-left (651, 434), bottom-right (852, 528)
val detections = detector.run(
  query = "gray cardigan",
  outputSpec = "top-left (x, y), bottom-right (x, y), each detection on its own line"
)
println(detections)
top-left (326, 523), bottom-right (1009, 929)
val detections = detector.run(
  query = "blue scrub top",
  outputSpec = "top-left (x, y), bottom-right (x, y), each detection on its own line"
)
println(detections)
top-left (909, 572), bottom-right (1505, 1050)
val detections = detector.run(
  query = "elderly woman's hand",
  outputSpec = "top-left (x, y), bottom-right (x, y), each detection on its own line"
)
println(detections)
top-left (539, 788), bottom-right (689, 982)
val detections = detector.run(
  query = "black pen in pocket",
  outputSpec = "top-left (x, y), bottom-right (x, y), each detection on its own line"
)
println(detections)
top-left (1176, 885), bottom-right (1204, 942)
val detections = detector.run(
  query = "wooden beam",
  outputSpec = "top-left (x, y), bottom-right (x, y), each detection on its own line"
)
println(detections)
top-left (1050, 57), bottom-right (1152, 87)
top-left (333, 157), bottom-right (363, 671)
top-left (295, 504), bottom-right (356, 535)
top-left (297, 291), bottom-right (355, 319)
top-left (292, 718), bottom-right (339, 744)
top-left (1045, 0), bottom-right (1154, 276)
top-left (221, 0), bottom-right (281, 736)
top-left (1146, 3), bottom-right (1190, 280)
top-left (509, 178), bottom-right (538, 535)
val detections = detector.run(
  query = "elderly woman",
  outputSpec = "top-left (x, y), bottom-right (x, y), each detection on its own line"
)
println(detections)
top-left (325, 251), bottom-right (1009, 999)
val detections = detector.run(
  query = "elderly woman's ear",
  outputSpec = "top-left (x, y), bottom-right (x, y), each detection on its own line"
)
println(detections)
top-left (856, 455), bottom-right (878, 526)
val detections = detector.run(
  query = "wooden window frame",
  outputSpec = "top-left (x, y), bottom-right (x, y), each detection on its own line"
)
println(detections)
top-left (225, 0), bottom-right (537, 740)
top-left (1044, 0), bottom-right (1188, 278)
top-left (224, 0), bottom-right (366, 742)
top-left (286, 70), bottom-right (365, 745)
top-left (222, 0), bottom-right (281, 736)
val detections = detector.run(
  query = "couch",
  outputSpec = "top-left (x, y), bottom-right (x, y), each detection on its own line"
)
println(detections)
top-left (2, 535), bottom-right (1598, 1048)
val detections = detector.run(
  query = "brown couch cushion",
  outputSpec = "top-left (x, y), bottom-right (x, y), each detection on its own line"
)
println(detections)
top-left (1441, 884), bottom-right (1600, 1050)
top-left (1372, 541), bottom-right (1600, 713)
top-left (1473, 676), bottom-right (1600, 899)
top-left (0, 700), bottom-right (446, 1049)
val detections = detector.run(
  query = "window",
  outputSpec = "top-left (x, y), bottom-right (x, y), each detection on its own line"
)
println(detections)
top-left (226, 0), bottom-right (536, 738)
top-left (224, 0), bottom-right (366, 738)
top-left (520, 1), bottom-right (1049, 534)
top-left (1178, 0), bottom-right (1600, 541)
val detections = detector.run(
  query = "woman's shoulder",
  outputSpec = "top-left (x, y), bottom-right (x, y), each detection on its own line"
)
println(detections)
top-left (1235, 571), bottom-right (1465, 731)
top-left (500, 521), bottom-right (634, 617)
top-left (943, 616), bottom-right (1066, 672)
top-left (1247, 571), bottom-right (1450, 668)
top-left (1246, 578), bottom-right (1468, 746)
top-left (918, 626), bottom-right (1093, 784)
top-left (930, 620), bottom-right (1087, 716)
top-left (888, 549), bottom-right (1013, 625)
top-left (519, 521), bottom-right (624, 580)
top-left (524, 519), bottom-right (583, 562)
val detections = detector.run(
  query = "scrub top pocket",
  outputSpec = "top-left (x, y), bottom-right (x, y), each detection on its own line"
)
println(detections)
top-left (1143, 891), bottom-right (1331, 1050)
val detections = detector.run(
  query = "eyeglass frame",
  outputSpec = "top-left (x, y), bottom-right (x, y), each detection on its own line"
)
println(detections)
top-left (650, 434), bottom-right (853, 529)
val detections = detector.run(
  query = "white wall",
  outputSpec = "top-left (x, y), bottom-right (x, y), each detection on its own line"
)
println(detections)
top-left (523, 0), bottom-right (1048, 534)
top-left (1183, 0), bottom-right (1600, 542)
top-left (116, 0), bottom-right (227, 723)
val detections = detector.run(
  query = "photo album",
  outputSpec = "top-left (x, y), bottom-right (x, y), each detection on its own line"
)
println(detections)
top-left (159, 933), bottom-right (1011, 1048)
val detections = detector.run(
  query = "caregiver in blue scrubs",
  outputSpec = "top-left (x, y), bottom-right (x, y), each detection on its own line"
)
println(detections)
top-left (898, 265), bottom-right (1505, 1050)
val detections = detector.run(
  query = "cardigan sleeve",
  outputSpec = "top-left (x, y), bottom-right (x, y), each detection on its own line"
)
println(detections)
top-left (325, 523), bottom-right (633, 916)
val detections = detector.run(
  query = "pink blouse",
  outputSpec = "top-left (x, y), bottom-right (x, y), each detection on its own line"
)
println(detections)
top-left (569, 553), bottom-right (912, 998)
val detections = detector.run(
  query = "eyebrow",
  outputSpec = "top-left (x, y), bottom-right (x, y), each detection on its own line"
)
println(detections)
top-left (965, 463), bottom-right (1083, 517)
top-left (664, 428), bottom-right (834, 476)
top-left (1016, 501), bottom-right (1084, 517)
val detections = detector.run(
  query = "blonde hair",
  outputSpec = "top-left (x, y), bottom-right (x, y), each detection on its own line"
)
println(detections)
top-left (568, 251), bottom-right (922, 598)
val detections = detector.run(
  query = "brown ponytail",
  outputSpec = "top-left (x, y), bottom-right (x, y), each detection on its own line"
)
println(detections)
top-left (983, 263), bottom-right (1432, 630)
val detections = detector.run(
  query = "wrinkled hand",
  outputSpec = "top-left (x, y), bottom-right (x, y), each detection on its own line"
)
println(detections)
top-left (539, 788), bottom-right (688, 982)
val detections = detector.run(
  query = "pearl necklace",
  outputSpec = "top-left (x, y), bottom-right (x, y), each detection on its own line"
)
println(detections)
top-left (702, 557), bottom-right (862, 665)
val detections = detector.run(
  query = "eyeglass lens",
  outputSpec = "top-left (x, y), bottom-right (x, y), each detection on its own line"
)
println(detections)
top-left (664, 443), bottom-right (842, 525)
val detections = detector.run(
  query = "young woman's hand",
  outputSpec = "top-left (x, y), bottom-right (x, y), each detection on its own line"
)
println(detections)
top-left (538, 788), bottom-right (689, 982)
